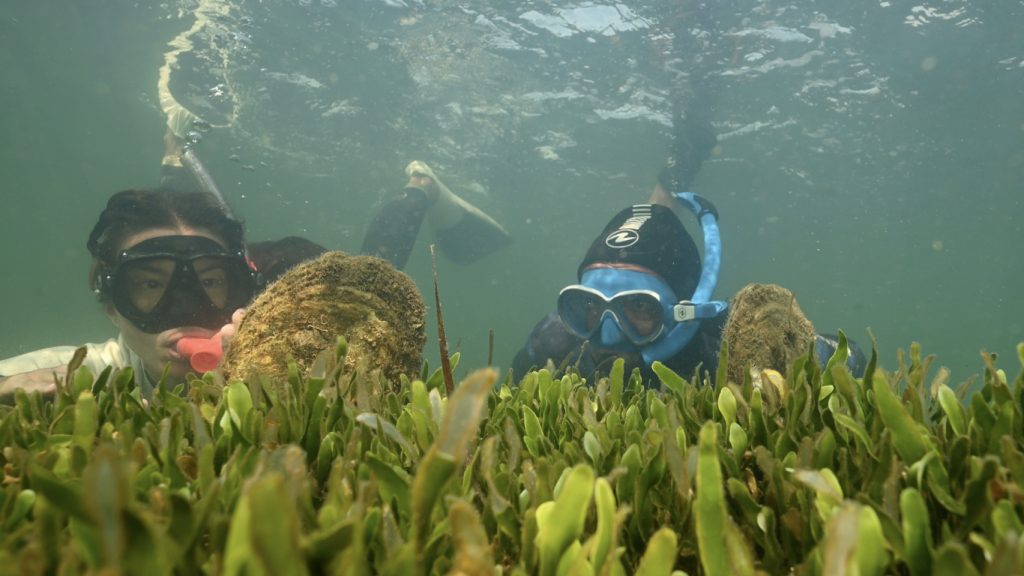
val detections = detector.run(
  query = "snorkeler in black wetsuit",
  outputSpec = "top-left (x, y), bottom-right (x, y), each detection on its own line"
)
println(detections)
top-left (510, 0), bottom-right (868, 387)
top-left (510, 103), bottom-right (867, 387)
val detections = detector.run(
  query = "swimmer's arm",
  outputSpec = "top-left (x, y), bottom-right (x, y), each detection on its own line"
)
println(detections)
top-left (0, 367), bottom-right (65, 404)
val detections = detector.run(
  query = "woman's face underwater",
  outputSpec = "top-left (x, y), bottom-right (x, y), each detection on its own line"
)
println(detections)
top-left (104, 226), bottom-right (229, 383)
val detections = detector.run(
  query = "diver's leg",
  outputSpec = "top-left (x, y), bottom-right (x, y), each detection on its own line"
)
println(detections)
top-left (360, 185), bottom-right (432, 270)
top-left (361, 162), bottom-right (512, 269)
top-left (650, 113), bottom-right (719, 216)
top-left (408, 161), bottom-right (512, 265)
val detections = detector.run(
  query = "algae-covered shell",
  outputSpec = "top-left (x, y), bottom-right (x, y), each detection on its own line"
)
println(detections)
top-left (221, 251), bottom-right (426, 383)
top-left (721, 283), bottom-right (816, 387)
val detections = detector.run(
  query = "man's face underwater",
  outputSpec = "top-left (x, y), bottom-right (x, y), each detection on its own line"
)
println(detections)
top-left (574, 261), bottom-right (672, 376)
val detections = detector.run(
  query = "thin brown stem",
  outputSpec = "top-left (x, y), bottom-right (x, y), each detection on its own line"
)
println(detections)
top-left (430, 245), bottom-right (455, 397)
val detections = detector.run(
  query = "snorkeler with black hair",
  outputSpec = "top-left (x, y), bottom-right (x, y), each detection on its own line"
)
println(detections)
top-left (0, 188), bottom-right (262, 402)
top-left (0, 56), bottom-right (511, 404)
top-left (0, 150), bottom-right (508, 405)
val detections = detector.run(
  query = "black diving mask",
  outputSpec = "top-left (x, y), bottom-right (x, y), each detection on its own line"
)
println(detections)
top-left (97, 235), bottom-right (262, 334)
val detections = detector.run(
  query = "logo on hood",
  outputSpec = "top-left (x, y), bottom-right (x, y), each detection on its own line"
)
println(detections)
top-left (605, 205), bottom-right (651, 249)
top-left (605, 229), bottom-right (640, 248)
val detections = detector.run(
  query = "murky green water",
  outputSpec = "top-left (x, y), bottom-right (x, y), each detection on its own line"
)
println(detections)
top-left (1, 0), bottom-right (1021, 386)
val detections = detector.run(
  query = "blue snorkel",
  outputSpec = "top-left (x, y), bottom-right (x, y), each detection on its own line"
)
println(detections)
top-left (639, 192), bottom-right (728, 366)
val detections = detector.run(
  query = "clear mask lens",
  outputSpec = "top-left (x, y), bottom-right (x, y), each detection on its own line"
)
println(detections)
top-left (558, 288), bottom-right (665, 345)
top-left (121, 256), bottom-right (237, 313)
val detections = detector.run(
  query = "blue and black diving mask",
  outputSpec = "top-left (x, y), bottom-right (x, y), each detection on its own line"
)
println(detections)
top-left (559, 194), bottom-right (728, 367)
top-left (558, 269), bottom-right (678, 349)
top-left (97, 235), bottom-right (263, 334)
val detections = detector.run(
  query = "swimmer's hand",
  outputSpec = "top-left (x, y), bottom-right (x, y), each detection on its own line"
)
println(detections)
top-left (0, 367), bottom-right (64, 405)
top-left (218, 309), bottom-right (246, 351)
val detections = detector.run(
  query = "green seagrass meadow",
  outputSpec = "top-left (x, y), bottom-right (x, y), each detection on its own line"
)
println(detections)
top-left (3, 332), bottom-right (1024, 576)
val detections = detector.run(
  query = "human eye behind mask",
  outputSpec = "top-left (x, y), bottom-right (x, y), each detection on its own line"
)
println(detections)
top-left (124, 260), bottom-right (175, 313)
top-left (193, 257), bottom-right (231, 308)
top-left (619, 294), bottom-right (662, 337)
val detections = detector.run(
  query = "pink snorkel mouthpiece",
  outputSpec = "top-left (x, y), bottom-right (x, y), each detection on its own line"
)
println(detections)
top-left (176, 336), bottom-right (224, 373)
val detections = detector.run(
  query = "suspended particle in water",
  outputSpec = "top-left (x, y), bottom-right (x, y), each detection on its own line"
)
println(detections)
top-left (932, 240), bottom-right (943, 251)
top-left (185, 131), bottom-right (204, 144)
top-left (191, 119), bottom-right (212, 133)
top-left (242, 165), bottom-right (256, 172)
top-left (920, 57), bottom-right (937, 71)
top-left (228, 155), bottom-right (241, 162)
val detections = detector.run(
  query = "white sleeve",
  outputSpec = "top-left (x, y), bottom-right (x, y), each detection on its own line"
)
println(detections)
top-left (0, 339), bottom-right (129, 377)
